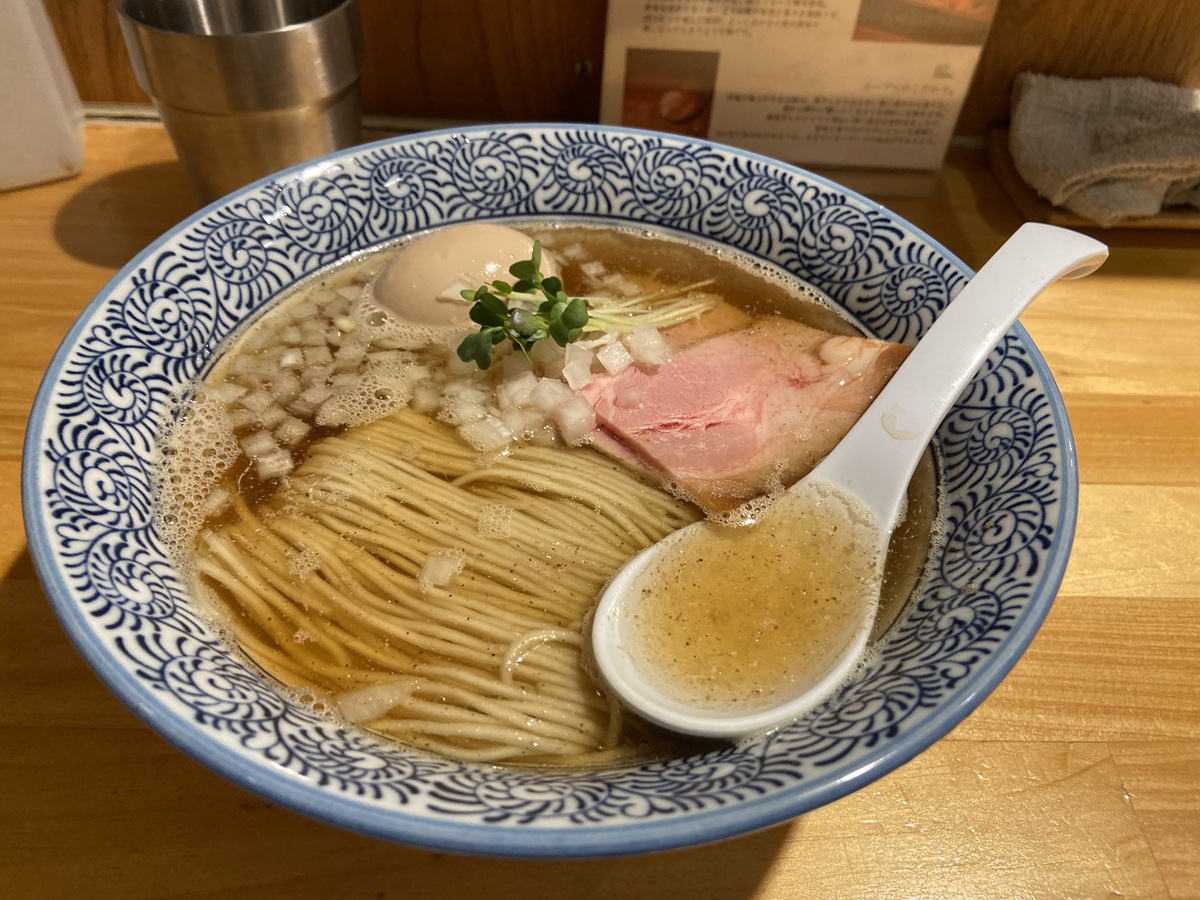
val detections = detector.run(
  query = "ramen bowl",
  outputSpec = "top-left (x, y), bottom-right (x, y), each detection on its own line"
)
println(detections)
top-left (23, 125), bottom-right (1075, 858)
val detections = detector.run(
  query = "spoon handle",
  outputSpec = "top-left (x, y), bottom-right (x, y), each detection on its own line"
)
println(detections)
top-left (808, 223), bottom-right (1108, 533)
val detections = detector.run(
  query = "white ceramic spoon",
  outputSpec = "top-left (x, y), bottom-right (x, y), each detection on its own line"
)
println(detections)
top-left (589, 223), bottom-right (1108, 739)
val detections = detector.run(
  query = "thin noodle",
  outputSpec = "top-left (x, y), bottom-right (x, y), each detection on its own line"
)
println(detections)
top-left (192, 407), bottom-right (700, 764)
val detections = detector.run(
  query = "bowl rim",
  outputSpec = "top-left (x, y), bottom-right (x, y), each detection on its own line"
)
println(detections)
top-left (21, 122), bottom-right (1078, 858)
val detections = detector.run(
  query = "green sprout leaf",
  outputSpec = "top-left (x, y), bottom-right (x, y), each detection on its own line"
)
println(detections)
top-left (548, 318), bottom-right (571, 347)
top-left (562, 297), bottom-right (589, 329)
top-left (457, 239), bottom-right (598, 370)
top-left (457, 331), bottom-right (496, 369)
top-left (453, 237), bottom-right (717, 370)
top-left (508, 259), bottom-right (537, 282)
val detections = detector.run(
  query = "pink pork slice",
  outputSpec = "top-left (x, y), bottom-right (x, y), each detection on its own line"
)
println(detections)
top-left (582, 317), bottom-right (911, 511)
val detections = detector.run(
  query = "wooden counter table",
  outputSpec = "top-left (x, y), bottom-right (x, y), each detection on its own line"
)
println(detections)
top-left (2, 123), bottom-right (1197, 899)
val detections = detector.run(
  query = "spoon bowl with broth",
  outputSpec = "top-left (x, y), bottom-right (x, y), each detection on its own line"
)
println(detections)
top-left (590, 223), bottom-right (1108, 739)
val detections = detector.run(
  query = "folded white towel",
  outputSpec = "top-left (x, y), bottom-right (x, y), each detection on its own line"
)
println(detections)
top-left (1009, 72), bottom-right (1200, 226)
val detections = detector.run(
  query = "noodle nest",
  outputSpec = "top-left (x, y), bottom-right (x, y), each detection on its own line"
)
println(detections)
top-left (196, 407), bottom-right (700, 764)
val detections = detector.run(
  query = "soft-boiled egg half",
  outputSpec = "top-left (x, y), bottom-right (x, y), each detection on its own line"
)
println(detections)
top-left (369, 223), bottom-right (559, 331)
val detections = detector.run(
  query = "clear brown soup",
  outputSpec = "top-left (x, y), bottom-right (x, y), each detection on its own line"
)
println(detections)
top-left (159, 222), bottom-right (939, 767)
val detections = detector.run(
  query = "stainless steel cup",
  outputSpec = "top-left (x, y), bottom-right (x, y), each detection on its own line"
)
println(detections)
top-left (116, 0), bottom-right (364, 203)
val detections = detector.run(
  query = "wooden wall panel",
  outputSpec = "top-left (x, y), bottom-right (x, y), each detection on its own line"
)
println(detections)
top-left (42, 0), bottom-right (609, 122)
top-left (43, 0), bottom-right (147, 103)
top-left (356, 0), bottom-right (608, 121)
top-left (41, 0), bottom-right (1200, 135)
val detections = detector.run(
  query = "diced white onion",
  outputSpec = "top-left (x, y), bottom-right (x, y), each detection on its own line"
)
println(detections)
top-left (230, 355), bottom-right (275, 377)
top-left (334, 342), bottom-right (367, 372)
top-left (270, 371), bottom-right (301, 403)
top-left (257, 405), bottom-right (287, 429)
top-left (596, 340), bottom-right (634, 374)
top-left (458, 414), bottom-right (514, 452)
top-left (291, 298), bottom-right (318, 318)
top-left (337, 681), bottom-right (414, 723)
top-left (201, 486), bottom-right (232, 517)
top-left (227, 408), bottom-right (256, 430)
top-left (496, 370), bottom-right (538, 410)
top-left (274, 416), bottom-right (310, 446)
top-left (308, 288), bottom-right (338, 307)
top-left (204, 382), bottom-right (247, 405)
top-left (239, 430), bottom-right (278, 457)
top-left (442, 378), bottom-right (488, 399)
top-left (564, 342), bottom-right (593, 368)
top-left (419, 549), bottom-right (465, 590)
top-left (279, 347), bottom-right (304, 369)
top-left (301, 364), bottom-right (335, 386)
top-left (301, 320), bottom-right (328, 346)
top-left (285, 398), bottom-right (316, 418)
top-left (562, 357), bottom-right (593, 390)
top-left (303, 345), bottom-right (333, 366)
top-left (552, 395), bottom-right (596, 445)
top-left (299, 384), bottom-right (334, 405)
top-left (439, 381), bottom-right (489, 425)
top-left (530, 340), bottom-right (562, 367)
top-left (253, 446), bottom-right (294, 480)
top-left (539, 356), bottom-right (565, 380)
top-left (240, 389), bottom-right (276, 414)
top-left (440, 396), bottom-right (487, 425)
top-left (627, 326), bottom-right (668, 366)
top-left (562, 344), bottom-right (595, 387)
top-left (602, 272), bottom-right (643, 298)
top-left (500, 405), bottom-right (546, 438)
top-left (436, 277), bottom-right (473, 302)
top-left (243, 327), bottom-right (279, 352)
top-left (325, 295), bottom-right (352, 318)
top-left (529, 377), bottom-right (574, 412)
top-left (500, 406), bottom-right (527, 435)
top-left (411, 385), bottom-right (441, 413)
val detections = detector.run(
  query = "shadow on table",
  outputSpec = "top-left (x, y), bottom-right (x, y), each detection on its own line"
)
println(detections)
top-left (52, 161), bottom-right (200, 269)
top-left (29, 151), bottom-right (794, 899)
top-left (0, 546), bottom-right (792, 899)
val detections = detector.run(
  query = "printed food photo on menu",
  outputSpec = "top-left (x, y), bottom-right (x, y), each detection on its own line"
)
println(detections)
top-left (621, 47), bottom-right (721, 138)
top-left (853, 0), bottom-right (998, 45)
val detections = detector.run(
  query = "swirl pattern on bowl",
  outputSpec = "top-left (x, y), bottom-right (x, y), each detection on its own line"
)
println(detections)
top-left (24, 125), bottom-right (1075, 857)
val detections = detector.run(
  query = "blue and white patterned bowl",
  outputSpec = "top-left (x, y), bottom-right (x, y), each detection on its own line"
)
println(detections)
top-left (22, 125), bottom-right (1075, 858)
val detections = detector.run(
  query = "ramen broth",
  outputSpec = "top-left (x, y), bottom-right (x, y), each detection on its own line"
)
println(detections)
top-left (156, 224), bottom-right (939, 766)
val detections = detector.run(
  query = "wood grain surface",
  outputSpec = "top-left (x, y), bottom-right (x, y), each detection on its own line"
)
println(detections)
top-left (42, 0), bottom-right (1200, 135)
top-left (1, 122), bottom-right (1198, 899)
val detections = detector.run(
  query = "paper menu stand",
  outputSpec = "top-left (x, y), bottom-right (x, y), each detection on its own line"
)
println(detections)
top-left (600, 0), bottom-right (999, 197)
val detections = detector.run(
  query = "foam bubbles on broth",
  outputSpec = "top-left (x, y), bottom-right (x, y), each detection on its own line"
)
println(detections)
top-left (153, 222), bottom-right (941, 765)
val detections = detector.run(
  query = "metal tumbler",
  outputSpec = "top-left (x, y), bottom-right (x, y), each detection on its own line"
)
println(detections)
top-left (116, 0), bottom-right (365, 203)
